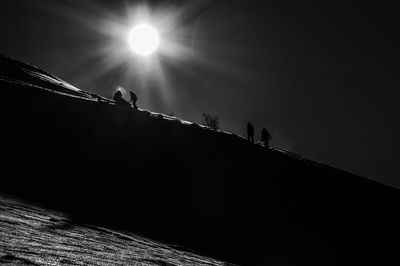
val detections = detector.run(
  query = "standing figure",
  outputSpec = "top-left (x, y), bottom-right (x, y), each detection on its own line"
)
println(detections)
top-left (261, 128), bottom-right (272, 148)
top-left (129, 90), bottom-right (138, 109)
top-left (113, 90), bottom-right (129, 105)
top-left (247, 122), bottom-right (254, 143)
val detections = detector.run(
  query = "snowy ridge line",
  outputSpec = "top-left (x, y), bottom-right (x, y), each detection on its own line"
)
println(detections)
top-left (213, 129), bottom-right (383, 186)
top-left (0, 75), bottom-right (97, 102)
top-left (21, 67), bottom-right (112, 103)
top-left (0, 53), bottom-right (64, 86)
top-left (20, 68), bottom-right (95, 100)
top-left (212, 129), bottom-right (388, 189)
top-left (0, 53), bottom-right (104, 102)
top-left (272, 146), bottom-right (393, 188)
top-left (23, 68), bottom-right (82, 93)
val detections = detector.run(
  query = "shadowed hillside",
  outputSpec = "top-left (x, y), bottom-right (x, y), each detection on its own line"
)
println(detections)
top-left (1, 53), bottom-right (400, 266)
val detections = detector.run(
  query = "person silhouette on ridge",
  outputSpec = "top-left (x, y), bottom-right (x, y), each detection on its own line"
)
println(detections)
top-left (247, 122), bottom-right (254, 143)
top-left (129, 90), bottom-right (138, 109)
top-left (113, 90), bottom-right (129, 105)
top-left (261, 128), bottom-right (272, 148)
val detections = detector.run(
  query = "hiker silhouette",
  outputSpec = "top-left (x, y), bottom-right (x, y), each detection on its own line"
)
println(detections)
top-left (129, 91), bottom-right (138, 109)
top-left (113, 90), bottom-right (129, 105)
top-left (261, 128), bottom-right (272, 148)
top-left (247, 123), bottom-right (254, 143)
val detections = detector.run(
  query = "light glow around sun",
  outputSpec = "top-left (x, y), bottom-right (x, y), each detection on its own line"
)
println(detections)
top-left (52, 1), bottom-right (230, 111)
top-left (129, 24), bottom-right (160, 56)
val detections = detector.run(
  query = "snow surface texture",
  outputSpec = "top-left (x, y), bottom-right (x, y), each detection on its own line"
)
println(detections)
top-left (0, 195), bottom-right (233, 266)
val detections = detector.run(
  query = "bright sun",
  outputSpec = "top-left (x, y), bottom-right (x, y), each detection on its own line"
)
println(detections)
top-left (129, 24), bottom-right (160, 56)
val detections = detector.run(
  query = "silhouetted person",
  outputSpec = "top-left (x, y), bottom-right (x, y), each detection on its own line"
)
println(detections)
top-left (261, 128), bottom-right (272, 148)
top-left (113, 90), bottom-right (129, 105)
top-left (247, 122), bottom-right (254, 143)
top-left (129, 90), bottom-right (138, 109)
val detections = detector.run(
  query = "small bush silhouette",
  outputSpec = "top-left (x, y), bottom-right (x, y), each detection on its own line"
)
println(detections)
top-left (201, 113), bottom-right (219, 130)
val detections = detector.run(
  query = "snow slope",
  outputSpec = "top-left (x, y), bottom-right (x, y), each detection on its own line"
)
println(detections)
top-left (1, 53), bottom-right (400, 265)
top-left (0, 194), bottom-right (232, 266)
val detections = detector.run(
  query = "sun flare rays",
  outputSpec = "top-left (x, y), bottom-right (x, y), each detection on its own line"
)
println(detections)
top-left (34, 0), bottom-right (233, 113)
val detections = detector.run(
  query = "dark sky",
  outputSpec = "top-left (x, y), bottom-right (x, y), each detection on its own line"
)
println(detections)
top-left (1, 0), bottom-right (400, 188)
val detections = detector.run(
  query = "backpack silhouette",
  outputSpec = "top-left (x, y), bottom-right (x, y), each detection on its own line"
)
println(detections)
top-left (113, 90), bottom-right (129, 105)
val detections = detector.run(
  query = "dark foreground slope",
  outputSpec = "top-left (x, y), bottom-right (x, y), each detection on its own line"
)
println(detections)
top-left (1, 54), bottom-right (400, 266)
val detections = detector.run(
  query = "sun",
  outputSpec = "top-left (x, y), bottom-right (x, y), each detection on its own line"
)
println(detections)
top-left (129, 24), bottom-right (160, 56)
